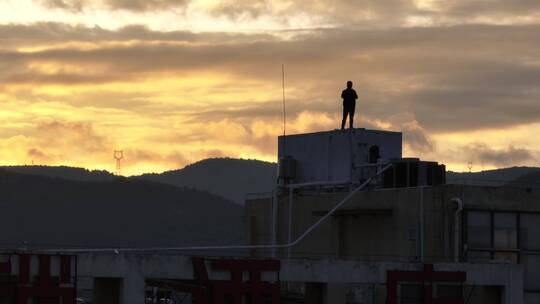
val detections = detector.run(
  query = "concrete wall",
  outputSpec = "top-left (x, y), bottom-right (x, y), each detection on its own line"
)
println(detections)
top-left (74, 254), bottom-right (523, 304)
top-left (246, 184), bottom-right (540, 303)
top-left (246, 184), bottom-right (540, 261)
top-left (260, 187), bottom-right (444, 261)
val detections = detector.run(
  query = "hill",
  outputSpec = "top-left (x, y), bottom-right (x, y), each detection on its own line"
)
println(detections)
top-left (507, 171), bottom-right (540, 188)
top-left (446, 166), bottom-right (540, 186)
top-left (0, 165), bottom-right (115, 182)
top-left (4, 160), bottom-right (539, 205)
top-left (137, 158), bottom-right (277, 205)
top-left (0, 170), bottom-right (245, 250)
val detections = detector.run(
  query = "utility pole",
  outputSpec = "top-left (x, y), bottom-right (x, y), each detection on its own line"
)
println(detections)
top-left (113, 150), bottom-right (124, 176)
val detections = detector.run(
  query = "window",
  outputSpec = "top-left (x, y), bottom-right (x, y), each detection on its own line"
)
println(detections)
top-left (398, 283), bottom-right (463, 304)
top-left (520, 214), bottom-right (540, 251)
top-left (493, 213), bottom-right (518, 262)
top-left (467, 212), bottom-right (491, 248)
top-left (465, 211), bottom-right (519, 262)
top-left (369, 145), bottom-right (380, 164)
top-left (465, 210), bottom-right (540, 265)
top-left (400, 284), bottom-right (423, 304)
top-left (465, 211), bottom-right (491, 262)
top-left (436, 284), bottom-right (463, 300)
top-left (523, 255), bottom-right (540, 291)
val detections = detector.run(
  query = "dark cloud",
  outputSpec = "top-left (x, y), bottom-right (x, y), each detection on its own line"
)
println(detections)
top-left (33, 120), bottom-right (110, 154)
top-left (2, 22), bottom-right (540, 134)
top-left (104, 0), bottom-right (187, 11)
top-left (38, 0), bottom-right (187, 12)
top-left (40, 0), bottom-right (85, 11)
top-left (205, 0), bottom-right (418, 27)
top-left (183, 0), bottom-right (540, 28)
top-left (386, 113), bottom-right (434, 153)
top-left (0, 23), bottom-right (275, 49)
top-left (123, 149), bottom-right (189, 168)
top-left (33, 0), bottom-right (540, 31)
top-left (463, 143), bottom-right (537, 167)
top-left (27, 148), bottom-right (54, 162)
top-left (36, 0), bottom-right (416, 22)
top-left (440, 0), bottom-right (540, 19)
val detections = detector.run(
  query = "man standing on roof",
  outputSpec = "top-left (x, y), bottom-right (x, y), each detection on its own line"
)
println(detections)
top-left (341, 80), bottom-right (358, 130)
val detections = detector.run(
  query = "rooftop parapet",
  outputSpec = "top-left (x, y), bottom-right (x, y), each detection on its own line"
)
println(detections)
top-left (277, 128), bottom-right (402, 185)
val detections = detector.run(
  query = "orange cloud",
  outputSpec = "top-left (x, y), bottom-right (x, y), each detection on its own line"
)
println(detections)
top-left (0, 22), bottom-right (539, 174)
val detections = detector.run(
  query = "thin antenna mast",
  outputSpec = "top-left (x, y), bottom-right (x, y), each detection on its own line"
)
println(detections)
top-left (282, 64), bottom-right (286, 156)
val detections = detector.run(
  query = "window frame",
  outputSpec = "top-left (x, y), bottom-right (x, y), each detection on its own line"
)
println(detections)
top-left (463, 209), bottom-right (540, 292)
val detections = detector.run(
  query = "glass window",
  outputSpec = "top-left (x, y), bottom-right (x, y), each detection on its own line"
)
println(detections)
top-left (436, 284), bottom-right (463, 300)
top-left (494, 213), bottom-right (517, 249)
top-left (523, 255), bottom-right (540, 290)
top-left (400, 284), bottom-right (423, 304)
top-left (466, 251), bottom-right (491, 263)
top-left (521, 214), bottom-right (540, 251)
top-left (525, 292), bottom-right (540, 304)
top-left (467, 211), bottom-right (491, 248)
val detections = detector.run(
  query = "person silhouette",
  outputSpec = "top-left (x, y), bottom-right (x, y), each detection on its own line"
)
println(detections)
top-left (341, 80), bottom-right (358, 130)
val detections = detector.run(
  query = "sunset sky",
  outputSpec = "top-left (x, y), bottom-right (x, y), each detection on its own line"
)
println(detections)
top-left (0, 0), bottom-right (539, 175)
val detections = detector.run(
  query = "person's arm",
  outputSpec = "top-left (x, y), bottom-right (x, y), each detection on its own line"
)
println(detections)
top-left (341, 90), bottom-right (345, 99)
top-left (354, 90), bottom-right (358, 99)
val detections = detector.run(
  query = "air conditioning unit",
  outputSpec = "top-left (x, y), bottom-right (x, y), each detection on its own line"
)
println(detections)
top-left (382, 158), bottom-right (446, 188)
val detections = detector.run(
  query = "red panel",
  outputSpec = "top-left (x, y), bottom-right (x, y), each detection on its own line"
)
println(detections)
top-left (192, 257), bottom-right (209, 283)
top-left (0, 285), bottom-right (16, 297)
top-left (60, 255), bottom-right (71, 284)
top-left (0, 263), bottom-right (10, 273)
top-left (0, 254), bottom-right (76, 304)
top-left (18, 254), bottom-right (30, 285)
top-left (191, 257), bottom-right (281, 304)
top-left (386, 264), bottom-right (466, 304)
top-left (38, 255), bottom-right (52, 287)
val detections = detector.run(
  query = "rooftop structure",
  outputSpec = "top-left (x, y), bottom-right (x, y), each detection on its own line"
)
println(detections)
top-left (278, 128), bottom-right (402, 184)
top-left (247, 128), bottom-right (540, 303)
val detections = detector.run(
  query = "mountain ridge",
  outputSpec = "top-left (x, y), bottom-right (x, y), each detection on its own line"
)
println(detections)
top-left (0, 169), bottom-right (245, 250)
top-left (3, 159), bottom-right (539, 205)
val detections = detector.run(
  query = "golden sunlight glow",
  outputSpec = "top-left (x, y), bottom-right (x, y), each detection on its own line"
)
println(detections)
top-left (0, 0), bottom-right (538, 175)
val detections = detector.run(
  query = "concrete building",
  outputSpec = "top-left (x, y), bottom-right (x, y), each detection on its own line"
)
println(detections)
top-left (0, 128), bottom-right (537, 304)
top-left (246, 128), bottom-right (540, 303)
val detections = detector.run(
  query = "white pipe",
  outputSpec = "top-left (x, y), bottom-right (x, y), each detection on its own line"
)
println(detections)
top-left (271, 188), bottom-right (279, 258)
top-left (286, 180), bottom-right (351, 188)
top-left (450, 197), bottom-right (463, 262)
top-left (41, 164), bottom-right (393, 254)
top-left (419, 187), bottom-right (424, 262)
top-left (287, 188), bottom-right (294, 259)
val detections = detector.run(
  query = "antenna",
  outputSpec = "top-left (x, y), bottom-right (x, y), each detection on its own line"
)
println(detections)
top-left (282, 64), bottom-right (286, 156)
top-left (113, 150), bottom-right (124, 176)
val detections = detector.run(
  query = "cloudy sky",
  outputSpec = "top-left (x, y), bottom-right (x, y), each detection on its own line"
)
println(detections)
top-left (0, 0), bottom-right (539, 175)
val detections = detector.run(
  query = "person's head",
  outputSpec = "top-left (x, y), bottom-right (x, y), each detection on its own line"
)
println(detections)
top-left (346, 81), bottom-right (353, 89)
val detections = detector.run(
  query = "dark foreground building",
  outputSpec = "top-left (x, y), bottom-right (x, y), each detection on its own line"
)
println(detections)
top-left (0, 128), bottom-right (538, 304)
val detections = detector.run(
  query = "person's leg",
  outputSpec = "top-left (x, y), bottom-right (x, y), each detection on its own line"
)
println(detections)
top-left (341, 106), bottom-right (347, 130)
top-left (349, 103), bottom-right (355, 129)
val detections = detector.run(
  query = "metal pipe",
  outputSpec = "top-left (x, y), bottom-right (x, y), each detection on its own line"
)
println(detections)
top-left (419, 187), bottom-right (424, 262)
top-left (271, 188), bottom-right (279, 258)
top-left (450, 197), bottom-right (463, 262)
top-left (286, 180), bottom-right (351, 188)
top-left (41, 164), bottom-right (393, 254)
top-left (287, 187), bottom-right (294, 259)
